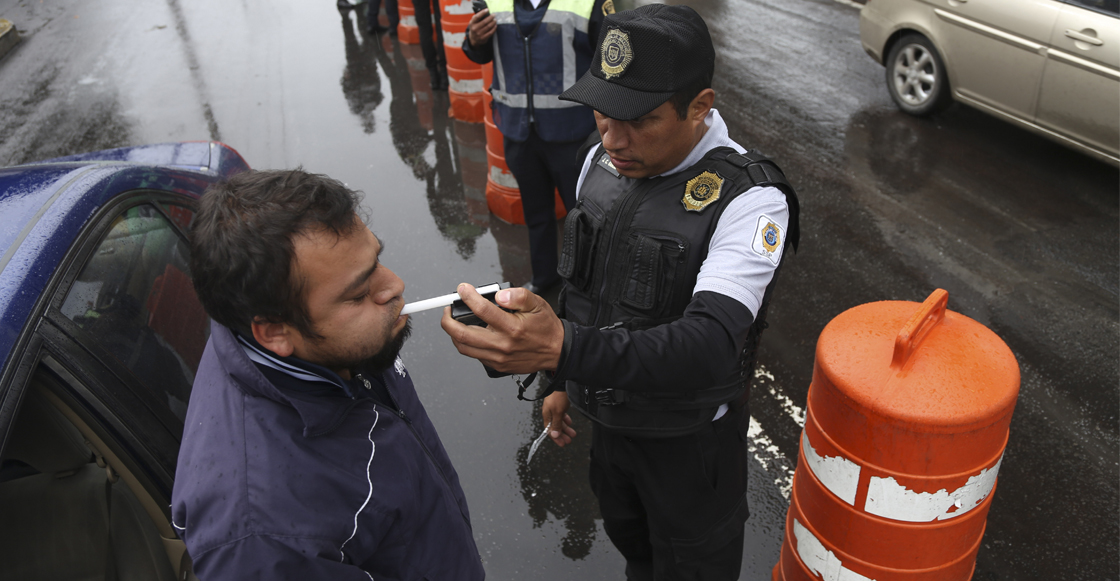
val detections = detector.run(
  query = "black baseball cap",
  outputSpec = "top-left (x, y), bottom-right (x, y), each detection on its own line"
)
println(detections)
top-left (559, 4), bottom-right (715, 121)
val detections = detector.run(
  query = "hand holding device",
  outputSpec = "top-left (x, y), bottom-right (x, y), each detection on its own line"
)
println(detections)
top-left (401, 283), bottom-right (509, 326)
top-left (440, 283), bottom-right (565, 375)
top-left (467, 0), bottom-right (496, 47)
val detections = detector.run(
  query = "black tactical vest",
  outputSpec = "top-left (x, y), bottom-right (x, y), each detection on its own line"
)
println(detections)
top-left (558, 144), bottom-right (800, 437)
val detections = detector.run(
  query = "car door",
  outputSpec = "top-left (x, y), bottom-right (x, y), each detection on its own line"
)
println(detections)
top-left (0, 192), bottom-right (205, 581)
top-left (1034, 0), bottom-right (1120, 159)
top-left (932, 0), bottom-right (1062, 120)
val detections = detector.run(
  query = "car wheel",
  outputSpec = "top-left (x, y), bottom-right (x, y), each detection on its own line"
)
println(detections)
top-left (885, 33), bottom-right (950, 116)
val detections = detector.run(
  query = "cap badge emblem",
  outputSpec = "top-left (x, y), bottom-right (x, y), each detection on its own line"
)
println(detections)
top-left (600, 29), bottom-right (633, 80)
top-left (682, 170), bottom-right (723, 212)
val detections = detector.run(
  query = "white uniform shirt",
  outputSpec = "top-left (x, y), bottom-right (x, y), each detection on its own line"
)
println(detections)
top-left (575, 109), bottom-right (790, 420)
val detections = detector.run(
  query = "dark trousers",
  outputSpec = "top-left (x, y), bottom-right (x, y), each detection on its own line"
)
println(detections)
top-left (589, 408), bottom-right (751, 581)
top-left (503, 128), bottom-right (582, 287)
top-left (412, 0), bottom-right (445, 71)
top-left (366, 0), bottom-right (399, 29)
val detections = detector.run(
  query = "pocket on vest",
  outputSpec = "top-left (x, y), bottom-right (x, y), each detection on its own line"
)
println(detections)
top-left (558, 201), bottom-right (604, 292)
top-left (618, 231), bottom-right (688, 317)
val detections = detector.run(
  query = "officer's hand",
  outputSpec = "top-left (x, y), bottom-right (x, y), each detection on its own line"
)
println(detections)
top-left (542, 391), bottom-right (575, 447)
top-left (440, 283), bottom-right (564, 374)
top-left (468, 10), bottom-right (496, 47)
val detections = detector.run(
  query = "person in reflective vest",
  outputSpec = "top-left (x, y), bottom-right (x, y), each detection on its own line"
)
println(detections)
top-left (463, 0), bottom-right (613, 293)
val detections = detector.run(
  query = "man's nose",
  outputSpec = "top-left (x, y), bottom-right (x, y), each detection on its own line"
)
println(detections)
top-left (600, 119), bottom-right (627, 152)
top-left (374, 266), bottom-right (405, 304)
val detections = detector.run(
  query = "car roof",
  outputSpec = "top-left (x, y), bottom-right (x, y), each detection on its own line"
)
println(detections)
top-left (0, 141), bottom-right (249, 374)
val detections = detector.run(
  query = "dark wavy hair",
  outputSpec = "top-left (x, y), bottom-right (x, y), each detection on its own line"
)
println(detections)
top-left (189, 169), bottom-right (362, 339)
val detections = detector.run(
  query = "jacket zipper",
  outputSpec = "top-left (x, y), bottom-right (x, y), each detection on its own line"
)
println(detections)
top-left (356, 374), bottom-right (471, 523)
top-left (523, 36), bottom-right (534, 123)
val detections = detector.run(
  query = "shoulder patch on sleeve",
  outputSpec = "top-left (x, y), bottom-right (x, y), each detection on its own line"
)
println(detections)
top-left (751, 215), bottom-right (784, 266)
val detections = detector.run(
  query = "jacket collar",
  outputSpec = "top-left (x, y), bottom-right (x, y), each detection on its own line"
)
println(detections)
top-left (236, 333), bottom-right (359, 398)
top-left (209, 321), bottom-right (383, 437)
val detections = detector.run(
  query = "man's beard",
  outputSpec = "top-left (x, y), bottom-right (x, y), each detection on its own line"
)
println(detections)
top-left (315, 319), bottom-right (412, 375)
top-left (360, 319), bottom-right (412, 372)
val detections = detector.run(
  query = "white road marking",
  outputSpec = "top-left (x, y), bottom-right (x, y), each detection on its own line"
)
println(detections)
top-left (748, 415), bottom-right (796, 499)
top-left (746, 365), bottom-right (806, 499)
top-left (756, 365), bottom-right (806, 428)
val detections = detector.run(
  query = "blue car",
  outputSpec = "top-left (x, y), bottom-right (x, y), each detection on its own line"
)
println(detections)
top-left (0, 142), bottom-right (248, 580)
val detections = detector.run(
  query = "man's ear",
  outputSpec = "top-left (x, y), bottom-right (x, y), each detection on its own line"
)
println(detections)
top-left (689, 88), bottom-right (715, 123)
top-left (251, 318), bottom-right (296, 358)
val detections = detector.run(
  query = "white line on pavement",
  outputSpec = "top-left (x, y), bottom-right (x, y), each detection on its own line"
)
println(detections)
top-left (755, 365), bottom-right (806, 428)
top-left (748, 415), bottom-right (796, 499)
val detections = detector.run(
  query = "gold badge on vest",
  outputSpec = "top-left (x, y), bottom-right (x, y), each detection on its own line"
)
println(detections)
top-left (600, 29), bottom-right (633, 80)
top-left (682, 170), bottom-right (723, 212)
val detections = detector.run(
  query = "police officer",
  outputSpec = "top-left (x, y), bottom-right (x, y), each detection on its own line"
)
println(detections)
top-left (463, 0), bottom-right (613, 293)
top-left (443, 5), bottom-right (800, 579)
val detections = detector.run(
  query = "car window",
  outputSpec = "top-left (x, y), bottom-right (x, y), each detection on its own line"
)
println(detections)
top-left (1066, 0), bottom-right (1119, 15)
top-left (158, 202), bottom-right (194, 232)
top-left (59, 204), bottom-right (207, 421)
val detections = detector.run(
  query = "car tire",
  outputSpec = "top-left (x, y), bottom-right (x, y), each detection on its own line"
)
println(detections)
top-left (885, 33), bottom-right (950, 117)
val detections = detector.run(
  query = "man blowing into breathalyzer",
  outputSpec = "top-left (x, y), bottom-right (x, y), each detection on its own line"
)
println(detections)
top-left (171, 169), bottom-right (484, 580)
top-left (442, 5), bottom-right (801, 580)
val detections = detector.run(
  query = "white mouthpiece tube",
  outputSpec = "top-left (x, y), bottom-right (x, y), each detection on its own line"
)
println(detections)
top-left (399, 283), bottom-right (504, 316)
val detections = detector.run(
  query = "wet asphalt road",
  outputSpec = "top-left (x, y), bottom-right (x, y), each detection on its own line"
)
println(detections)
top-left (0, 0), bottom-right (1116, 578)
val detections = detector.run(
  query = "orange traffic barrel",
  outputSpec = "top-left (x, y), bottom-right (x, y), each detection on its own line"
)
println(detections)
top-left (441, 17), bottom-right (476, 70)
top-left (773, 289), bottom-right (1019, 581)
top-left (485, 143), bottom-right (525, 224)
top-left (396, 0), bottom-right (421, 44)
top-left (481, 61), bottom-right (519, 223)
top-left (484, 117), bottom-right (502, 151)
top-left (482, 60), bottom-right (495, 123)
top-left (440, 0), bottom-right (475, 23)
top-left (444, 2), bottom-right (483, 124)
top-left (447, 62), bottom-right (484, 122)
top-left (440, 0), bottom-right (476, 69)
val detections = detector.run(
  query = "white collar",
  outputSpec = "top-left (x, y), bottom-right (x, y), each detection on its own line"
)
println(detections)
top-left (653, 109), bottom-right (743, 178)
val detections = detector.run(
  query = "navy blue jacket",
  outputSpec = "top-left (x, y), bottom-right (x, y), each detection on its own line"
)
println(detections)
top-left (171, 322), bottom-right (484, 580)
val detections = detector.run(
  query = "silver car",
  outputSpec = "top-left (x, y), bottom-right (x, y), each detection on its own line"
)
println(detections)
top-left (860, 0), bottom-right (1119, 164)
